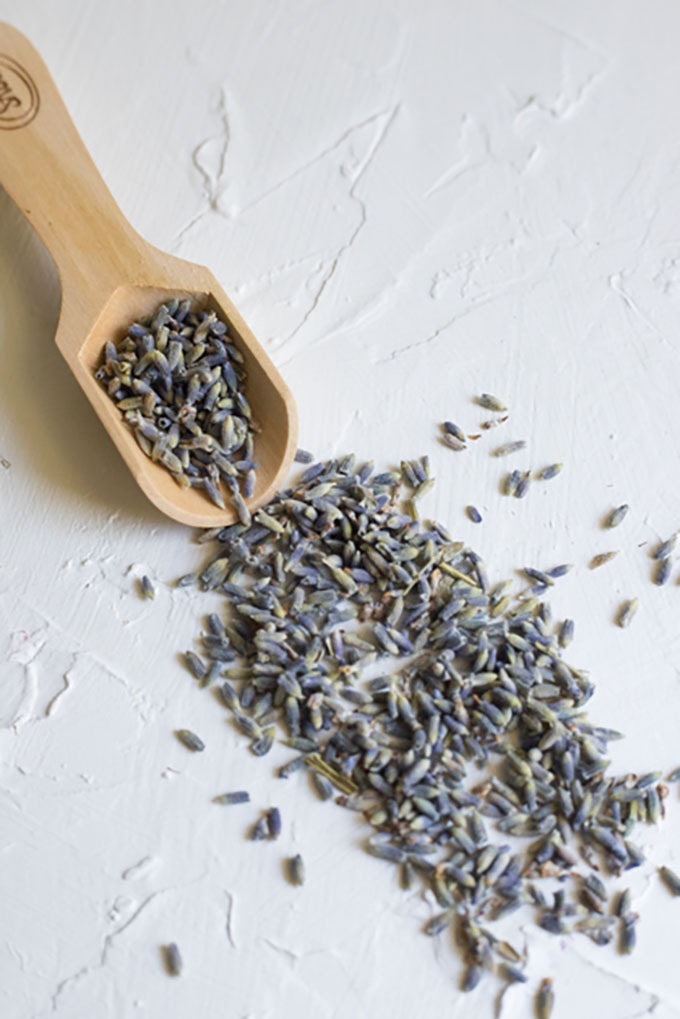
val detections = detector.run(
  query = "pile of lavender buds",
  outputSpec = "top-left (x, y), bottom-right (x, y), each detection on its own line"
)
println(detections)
top-left (96, 299), bottom-right (256, 516)
top-left (179, 451), bottom-right (670, 996)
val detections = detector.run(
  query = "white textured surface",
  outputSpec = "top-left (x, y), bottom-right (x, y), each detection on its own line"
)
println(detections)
top-left (1, 2), bottom-right (680, 1016)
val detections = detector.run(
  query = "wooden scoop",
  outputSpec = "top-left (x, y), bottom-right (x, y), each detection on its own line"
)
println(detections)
top-left (0, 23), bottom-right (298, 526)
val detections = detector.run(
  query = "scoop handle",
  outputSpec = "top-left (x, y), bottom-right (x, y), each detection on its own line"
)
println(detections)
top-left (0, 22), bottom-right (143, 303)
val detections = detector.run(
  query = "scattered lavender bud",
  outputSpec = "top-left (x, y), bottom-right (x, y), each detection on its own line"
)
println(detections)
top-left (590, 551), bottom-right (618, 569)
top-left (288, 853), bottom-right (305, 886)
top-left (547, 563), bottom-right (572, 578)
top-left (251, 816), bottom-right (270, 841)
top-left (659, 865), bottom-right (680, 896)
top-left (162, 943), bottom-right (182, 976)
top-left (559, 618), bottom-right (575, 648)
top-left (515, 472), bottom-right (531, 498)
top-left (620, 914), bottom-right (638, 954)
top-left (654, 533), bottom-right (678, 560)
top-left (267, 807), bottom-right (282, 839)
top-left (443, 433), bottom-right (466, 451)
top-left (478, 393), bottom-right (507, 412)
top-left (536, 978), bottom-right (555, 1019)
top-left (503, 469), bottom-right (521, 496)
top-left (443, 421), bottom-right (466, 443)
top-left (175, 729), bottom-right (205, 752)
top-left (461, 963), bottom-right (483, 992)
top-left (213, 791), bottom-right (250, 805)
top-left (536, 463), bottom-right (563, 480)
top-left (606, 504), bottom-right (629, 528)
top-left (654, 558), bottom-right (672, 586)
top-left (617, 598), bottom-right (639, 628)
top-left (491, 440), bottom-right (526, 458)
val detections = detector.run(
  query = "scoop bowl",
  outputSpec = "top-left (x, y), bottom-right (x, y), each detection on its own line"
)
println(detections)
top-left (0, 22), bottom-right (297, 526)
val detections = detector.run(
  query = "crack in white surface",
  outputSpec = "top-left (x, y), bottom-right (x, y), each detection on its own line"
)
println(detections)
top-left (44, 670), bottom-right (72, 718)
top-left (567, 947), bottom-right (666, 1018)
top-left (238, 107), bottom-right (396, 219)
top-left (53, 647), bottom-right (154, 729)
top-left (194, 85), bottom-right (231, 211)
top-left (121, 856), bottom-right (156, 882)
top-left (6, 664), bottom-right (38, 733)
top-left (331, 410), bottom-right (361, 456)
top-left (174, 85), bottom-right (232, 246)
top-left (48, 889), bottom-right (165, 1015)
top-left (629, 1004), bottom-right (662, 1019)
top-left (512, 64), bottom-right (607, 123)
top-left (372, 225), bottom-right (570, 365)
top-left (5, 627), bottom-right (45, 730)
top-left (271, 104), bottom-right (399, 354)
top-left (507, 4), bottom-right (610, 122)
top-left (174, 207), bottom-right (207, 248)
top-left (261, 937), bottom-right (300, 966)
top-left (328, 922), bottom-right (382, 1019)
top-left (8, 627), bottom-right (47, 667)
top-left (77, 644), bottom-right (155, 727)
top-left (375, 292), bottom-right (498, 365)
top-left (424, 110), bottom-right (540, 202)
top-left (424, 116), bottom-right (494, 200)
top-left (46, 863), bottom-right (212, 1015)
top-left (276, 276), bottom-right (399, 368)
top-left (609, 271), bottom-right (669, 347)
top-left (224, 889), bottom-right (238, 949)
top-left (232, 252), bottom-right (325, 299)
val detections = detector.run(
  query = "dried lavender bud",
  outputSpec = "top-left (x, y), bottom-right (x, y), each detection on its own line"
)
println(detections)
top-left (443, 421), bottom-right (466, 443)
top-left (96, 299), bottom-right (256, 514)
top-left (606, 504), bottom-right (629, 528)
top-left (175, 729), bottom-right (205, 752)
top-left (162, 943), bottom-right (182, 976)
top-left (590, 551), bottom-right (618, 569)
top-left (536, 463), bottom-right (563, 480)
top-left (176, 448), bottom-right (668, 1006)
top-left (478, 393), bottom-right (507, 412)
top-left (213, 791), bottom-right (250, 805)
top-left (288, 853), bottom-right (305, 885)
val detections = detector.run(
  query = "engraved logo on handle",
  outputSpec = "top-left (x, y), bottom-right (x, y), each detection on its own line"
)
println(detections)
top-left (0, 54), bottom-right (39, 129)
